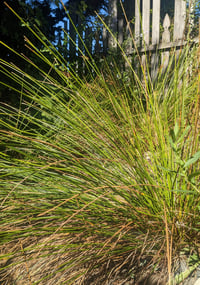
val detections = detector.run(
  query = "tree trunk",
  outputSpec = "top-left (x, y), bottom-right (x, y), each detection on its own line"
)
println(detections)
top-left (108, 0), bottom-right (118, 49)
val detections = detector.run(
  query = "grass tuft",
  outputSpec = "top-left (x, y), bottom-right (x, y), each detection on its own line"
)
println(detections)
top-left (0, 7), bottom-right (200, 284)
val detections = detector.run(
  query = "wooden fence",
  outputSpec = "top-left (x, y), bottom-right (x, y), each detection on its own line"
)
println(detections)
top-left (64, 0), bottom-right (199, 78)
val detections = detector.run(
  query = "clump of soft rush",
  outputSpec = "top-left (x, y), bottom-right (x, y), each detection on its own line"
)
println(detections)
top-left (0, 6), bottom-right (200, 285)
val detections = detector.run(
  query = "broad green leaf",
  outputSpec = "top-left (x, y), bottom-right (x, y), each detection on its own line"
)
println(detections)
top-left (184, 151), bottom-right (200, 168)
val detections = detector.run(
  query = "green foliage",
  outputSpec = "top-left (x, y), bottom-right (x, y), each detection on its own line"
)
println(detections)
top-left (0, 0), bottom-right (61, 106)
top-left (67, 0), bottom-right (107, 18)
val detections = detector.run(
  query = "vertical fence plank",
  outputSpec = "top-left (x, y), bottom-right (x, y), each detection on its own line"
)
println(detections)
top-left (161, 14), bottom-right (171, 73)
top-left (142, 0), bottom-right (150, 46)
top-left (142, 0), bottom-right (150, 78)
top-left (152, 0), bottom-right (160, 44)
top-left (151, 0), bottom-right (161, 80)
top-left (134, 0), bottom-right (141, 76)
top-left (135, 0), bottom-right (141, 46)
top-left (124, 0), bottom-right (134, 53)
top-left (123, 0), bottom-right (134, 71)
top-left (173, 0), bottom-right (186, 41)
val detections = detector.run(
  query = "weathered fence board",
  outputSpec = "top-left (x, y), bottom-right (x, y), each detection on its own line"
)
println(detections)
top-left (173, 0), bottom-right (186, 41)
top-left (161, 14), bottom-right (171, 73)
top-left (135, 0), bottom-right (141, 46)
top-left (151, 0), bottom-right (161, 79)
top-left (152, 0), bottom-right (160, 45)
top-left (142, 0), bottom-right (150, 46)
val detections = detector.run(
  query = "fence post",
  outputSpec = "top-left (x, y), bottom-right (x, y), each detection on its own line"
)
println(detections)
top-left (151, 0), bottom-right (161, 80)
top-left (161, 14), bottom-right (170, 73)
